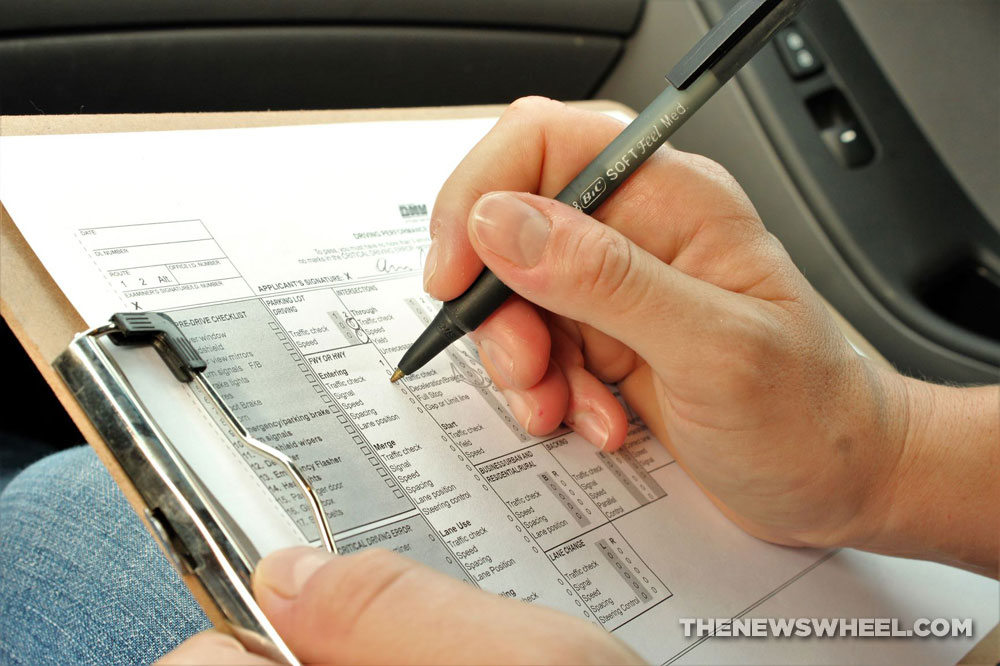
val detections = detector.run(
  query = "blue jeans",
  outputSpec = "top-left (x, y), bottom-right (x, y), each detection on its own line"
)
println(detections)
top-left (0, 446), bottom-right (210, 665)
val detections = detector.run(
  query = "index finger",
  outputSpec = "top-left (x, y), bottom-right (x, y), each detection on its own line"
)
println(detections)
top-left (425, 97), bottom-right (627, 301)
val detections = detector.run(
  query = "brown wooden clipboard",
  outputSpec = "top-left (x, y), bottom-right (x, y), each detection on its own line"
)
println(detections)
top-left (2, 105), bottom-right (993, 665)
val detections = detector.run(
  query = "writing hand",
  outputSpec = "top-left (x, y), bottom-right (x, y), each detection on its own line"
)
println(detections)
top-left (424, 97), bottom-right (998, 570)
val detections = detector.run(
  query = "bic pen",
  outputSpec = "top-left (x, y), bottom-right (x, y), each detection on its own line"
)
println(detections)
top-left (391, 0), bottom-right (809, 383)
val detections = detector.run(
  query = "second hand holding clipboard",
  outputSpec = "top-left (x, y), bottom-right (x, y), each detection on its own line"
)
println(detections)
top-left (57, 311), bottom-right (338, 665)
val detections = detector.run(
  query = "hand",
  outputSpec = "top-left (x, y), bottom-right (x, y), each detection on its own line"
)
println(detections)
top-left (425, 97), bottom-right (999, 574)
top-left (423, 96), bottom-right (910, 550)
top-left (157, 547), bottom-right (642, 665)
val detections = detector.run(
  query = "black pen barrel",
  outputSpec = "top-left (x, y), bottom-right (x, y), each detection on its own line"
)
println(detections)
top-left (710, 0), bottom-right (809, 85)
top-left (396, 271), bottom-right (512, 375)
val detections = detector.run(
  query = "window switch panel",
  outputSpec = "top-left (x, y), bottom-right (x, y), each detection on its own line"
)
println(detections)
top-left (776, 25), bottom-right (824, 79)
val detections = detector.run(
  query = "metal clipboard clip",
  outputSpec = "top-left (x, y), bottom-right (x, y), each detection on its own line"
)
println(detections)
top-left (55, 311), bottom-right (337, 665)
top-left (98, 312), bottom-right (337, 554)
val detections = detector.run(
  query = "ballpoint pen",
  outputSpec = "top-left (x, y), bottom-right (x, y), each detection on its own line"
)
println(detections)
top-left (391, 0), bottom-right (809, 383)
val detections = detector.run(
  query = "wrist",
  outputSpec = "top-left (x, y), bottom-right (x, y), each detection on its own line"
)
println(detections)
top-left (846, 370), bottom-right (999, 576)
top-left (825, 361), bottom-right (910, 551)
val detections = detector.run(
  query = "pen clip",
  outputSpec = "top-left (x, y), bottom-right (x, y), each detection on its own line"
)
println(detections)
top-left (665, 0), bottom-right (783, 90)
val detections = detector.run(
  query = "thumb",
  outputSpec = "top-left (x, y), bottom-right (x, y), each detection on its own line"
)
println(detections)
top-left (252, 546), bottom-right (641, 665)
top-left (467, 192), bottom-right (723, 369)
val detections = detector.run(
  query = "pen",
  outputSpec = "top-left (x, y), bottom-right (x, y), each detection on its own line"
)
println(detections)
top-left (391, 0), bottom-right (809, 383)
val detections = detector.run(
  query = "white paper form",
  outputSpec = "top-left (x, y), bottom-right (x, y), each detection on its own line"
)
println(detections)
top-left (1, 120), bottom-right (996, 665)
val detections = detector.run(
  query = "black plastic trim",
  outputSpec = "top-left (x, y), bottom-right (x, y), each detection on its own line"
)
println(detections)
top-left (0, 26), bottom-right (621, 114)
top-left (0, 0), bottom-right (644, 38)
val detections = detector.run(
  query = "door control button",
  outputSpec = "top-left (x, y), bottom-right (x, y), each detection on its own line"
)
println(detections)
top-left (776, 25), bottom-right (824, 79)
top-left (784, 31), bottom-right (805, 51)
top-left (820, 121), bottom-right (875, 168)
top-left (806, 88), bottom-right (877, 169)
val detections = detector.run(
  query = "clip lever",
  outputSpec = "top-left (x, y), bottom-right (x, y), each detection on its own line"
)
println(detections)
top-left (108, 312), bottom-right (207, 381)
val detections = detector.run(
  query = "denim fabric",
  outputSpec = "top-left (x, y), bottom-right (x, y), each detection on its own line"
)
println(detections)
top-left (0, 446), bottom-right (210, 665)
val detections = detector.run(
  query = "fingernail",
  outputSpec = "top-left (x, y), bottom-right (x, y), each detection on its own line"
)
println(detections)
top-left (470, 193), bottom-right (550, 267)
top-left (255, 546), bottom-right (333, 599)
top-left (422, 240), bottom-right (438, 292)
top-left (481, 338), bottom-right (515, 385)
top-left (502, 389), bottom-right (532, 432)
top-left (567, 411), bottom-right (610, 450)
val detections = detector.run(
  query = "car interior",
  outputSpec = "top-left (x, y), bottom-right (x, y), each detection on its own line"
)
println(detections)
top-left (2, 0), bottom-right (997, 484)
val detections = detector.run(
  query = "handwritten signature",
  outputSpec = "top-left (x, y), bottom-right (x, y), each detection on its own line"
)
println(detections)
top-left (373, 246), bottom-right (428, 275)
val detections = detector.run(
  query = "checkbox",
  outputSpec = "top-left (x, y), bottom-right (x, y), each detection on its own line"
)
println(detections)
top-left (282, 342), bottom-right (294, 351)
top-left (313, 384), bottom-right (324, 393)
top-left (321, 395), bottom-right (333, 404)
top-left (378, 468), bottom-right (388, 477)
top-left (384, 478), bottom-right (396, 488)
top-left (353, 435), bottom-right (364, 445)
top-left (268, 322), bottom-right (279, 330)
top-left (367, 456), bottom-right (378, 465)
top-left (393, 489), bottom-right (405, 499)
top-left (297, 363), bottom-right (308, 372)
top-left (337, 415), bottom-right (348, 424)
top-left (345, 426), bottom-right (356, 434)
top-left (361, 446), bottom-right (371, 455)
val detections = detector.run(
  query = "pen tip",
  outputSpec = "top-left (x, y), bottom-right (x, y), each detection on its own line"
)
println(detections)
top-left (390, 369), bottom-right (405, 383)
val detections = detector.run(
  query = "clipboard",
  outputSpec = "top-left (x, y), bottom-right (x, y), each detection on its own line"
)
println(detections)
top-left (9, 106), bottom-right (986, 666)
top-left (54, 311), bottom-right (340, 663)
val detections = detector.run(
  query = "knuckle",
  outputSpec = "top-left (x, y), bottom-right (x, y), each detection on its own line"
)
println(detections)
top-left (683, 153), bottom-right (734, 185)
top-left (592, 344), bottom-right (638, 384)
top-left (572, 226), bottom-right (641, 308)
top-left (500, 96), bottom-right (568, 137)
top-left (681, 153), bottom-right (761, 222)
top-left (717, 211), bottom-right (768, 245)
top-left (506, 95), bottom-right (561, 117)
top-left (711, 310), bottom-right (782, 398)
